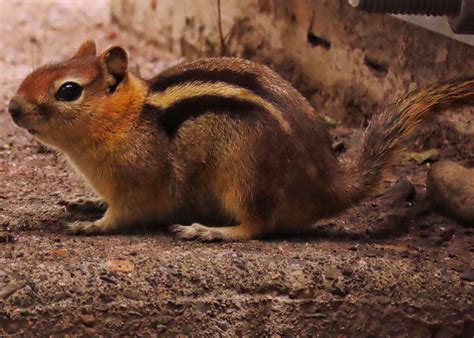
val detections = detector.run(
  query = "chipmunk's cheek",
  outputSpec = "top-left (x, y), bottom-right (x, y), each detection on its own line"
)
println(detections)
top-left (15, 115), bottom-right (37, 133)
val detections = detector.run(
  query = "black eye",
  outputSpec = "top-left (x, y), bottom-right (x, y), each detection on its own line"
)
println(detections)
top-left (55, 82), bottom-right (83, 101)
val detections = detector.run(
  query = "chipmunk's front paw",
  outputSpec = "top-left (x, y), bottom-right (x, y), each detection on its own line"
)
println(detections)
top-left (66, 221), bottom-right (110, 235)
top-left (170, 223), bottom-right (224, 242)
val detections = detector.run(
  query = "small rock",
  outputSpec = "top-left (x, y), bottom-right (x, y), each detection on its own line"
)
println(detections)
top-left (382, 178), bottom-right (416, 206)
top-left (106, 260), bottom-right (135, 273)
top-left (124, 290), bottom-right (141, 300)
top-left (0, 231), bottom-right (15, 243)
top-left (376, 295), bottom-right (391, 305)
top-left (53, 292), bottom-right (70, 302)
top-left (0, 281), bottom-right (27, 299)
top-left (405, 149), bottom-right (439, 165)
top-left (96, 304), bottom-right (109, 312)
top-left (84, 328), bottom-right (97, 335)
top-left (324, 267), bottom-right (340, 280)
top-left (426, 161), bottom-right (474, 225)
top-left (217, 322), bottom-right (229, 331)
top-left (80, 314), bottom-right (96, 327)
top-left (196, 301), bottom-right (208, 312)
top-left (341, 266), bottom-right (353, 277)
top-left (99, 274), bottom-right (117, 284)
top-left (460, 271), bottom-right (474, 282)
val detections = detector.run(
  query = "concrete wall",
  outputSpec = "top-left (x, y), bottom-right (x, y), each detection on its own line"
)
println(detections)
top-left (111, 0), bottom-right (474, 123)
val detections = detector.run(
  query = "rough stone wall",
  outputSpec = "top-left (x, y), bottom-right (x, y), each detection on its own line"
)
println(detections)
top-left (111, 0), bottom-right (474, 124)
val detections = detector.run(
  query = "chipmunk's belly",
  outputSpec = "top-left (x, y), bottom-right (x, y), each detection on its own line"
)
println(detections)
top-left (169, 187), bottom-right (238, 226)
top-left (91, 170), bottom-right (232, 225)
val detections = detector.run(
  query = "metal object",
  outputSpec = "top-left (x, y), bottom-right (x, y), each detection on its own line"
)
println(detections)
top-left (348, 0), bottom-right (474, 35)
top-left (448, 0), bottom-right (474, 34)
top-left (348, 0), bottom-right (461, 16)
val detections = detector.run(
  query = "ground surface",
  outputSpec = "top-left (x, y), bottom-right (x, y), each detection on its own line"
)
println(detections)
top-left (0, 1), bottom-right (473, 337)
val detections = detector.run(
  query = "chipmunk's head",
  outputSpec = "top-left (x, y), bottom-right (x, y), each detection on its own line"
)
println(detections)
top-left (8, 40), bottom-right (132, 148)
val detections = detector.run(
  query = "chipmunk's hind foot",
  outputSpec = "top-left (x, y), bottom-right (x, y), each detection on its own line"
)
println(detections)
top-left (66, 221), bottom-right (105, 235)
top-left (65, 215), bottom-right (117, 235)
top-left (170, 223), bottom-right (258, 242)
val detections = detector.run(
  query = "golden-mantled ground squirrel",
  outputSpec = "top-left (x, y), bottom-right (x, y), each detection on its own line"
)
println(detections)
top-left (8, 40), bottom-right (474, 241)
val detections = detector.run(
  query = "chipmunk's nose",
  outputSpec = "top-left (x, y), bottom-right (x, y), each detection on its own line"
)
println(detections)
top-left (8, 98), bottom-right (23, 121)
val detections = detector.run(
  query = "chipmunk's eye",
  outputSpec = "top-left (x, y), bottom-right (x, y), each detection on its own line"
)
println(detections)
top-left (55, 82), bottom-right (83, 102)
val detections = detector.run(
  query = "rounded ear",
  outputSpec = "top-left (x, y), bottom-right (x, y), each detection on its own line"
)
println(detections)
top-left (100, 46), bottom-right (128, 76)
top-left (99, 46), bottom-right (128, 92)
top-left (72, 40), bottom-right (96, 59)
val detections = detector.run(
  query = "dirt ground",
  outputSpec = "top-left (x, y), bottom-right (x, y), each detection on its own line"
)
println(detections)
top-left (1, 1), bottom-right (473, 336)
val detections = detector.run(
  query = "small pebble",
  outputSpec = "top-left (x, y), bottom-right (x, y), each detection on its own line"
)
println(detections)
top-left (0, 231), bottom-right (15, 243)
top-left (376, 295), bottom-right (391, 305)
top-left (460, 271), bottom-right (474, 282)
top-left (427, 161), bottom-right (474, 225)
top-left (80, 314), bottom-right (96, 327)
top-left (106, 259), bottom-right (135, 273)
top-left (382, 178), bottom-right (416, 206)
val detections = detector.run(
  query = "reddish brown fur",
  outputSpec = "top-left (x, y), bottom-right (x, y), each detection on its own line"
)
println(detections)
top-left (18, 58), bottom-right (98, 101)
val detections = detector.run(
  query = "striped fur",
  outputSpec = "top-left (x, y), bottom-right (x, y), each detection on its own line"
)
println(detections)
top-left (146, 81), bottom-right (291, 135)
top-left (143, 98), bottom-right (261, 138)
top-left (150, 68), bottom-right (261, 93)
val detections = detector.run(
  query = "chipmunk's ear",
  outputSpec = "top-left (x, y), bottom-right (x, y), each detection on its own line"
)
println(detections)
top-left (98, 46), bottom-right (128, 93)
top-left (72, 40), bottom-right (97, 59)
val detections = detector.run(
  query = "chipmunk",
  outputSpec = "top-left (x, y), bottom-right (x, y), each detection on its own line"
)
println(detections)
top-left (8, 40), bottom-right (474, 241)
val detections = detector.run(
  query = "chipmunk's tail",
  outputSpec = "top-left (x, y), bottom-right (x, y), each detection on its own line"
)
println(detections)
top-left (343, 77), bottom-right (474, 203)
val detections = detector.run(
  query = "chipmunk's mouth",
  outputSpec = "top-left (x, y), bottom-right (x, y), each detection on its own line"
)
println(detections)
top-left (12, 120), bottom-right (38, 135)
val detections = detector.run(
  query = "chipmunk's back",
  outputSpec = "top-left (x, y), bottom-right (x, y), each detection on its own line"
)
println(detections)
top-left (146, 57), bottom-right (332, 140)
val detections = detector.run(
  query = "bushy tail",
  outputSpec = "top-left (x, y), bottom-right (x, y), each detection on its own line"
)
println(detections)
top-left (346, 77), bottom-right (474, 202)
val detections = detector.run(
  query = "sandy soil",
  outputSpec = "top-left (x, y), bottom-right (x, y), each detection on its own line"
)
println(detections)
top-left (1, 1), bottom-right (473, 336)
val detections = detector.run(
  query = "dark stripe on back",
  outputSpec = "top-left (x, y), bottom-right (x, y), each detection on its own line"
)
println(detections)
top-left (150, 69), bottom-right (262, 94)
top-left (149, 68), bottom-right (294, 120)
top-left (142, 96), bottom-right (264, 138)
